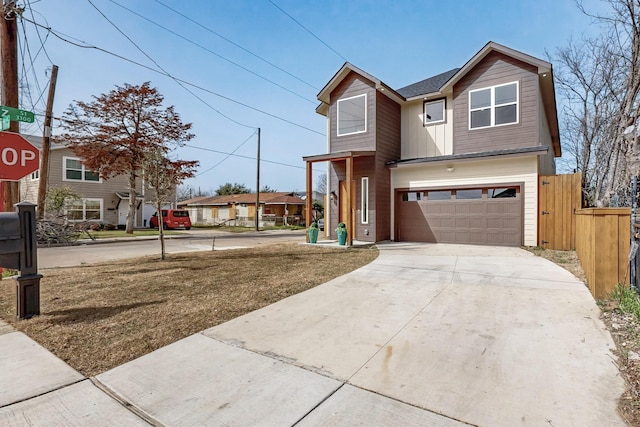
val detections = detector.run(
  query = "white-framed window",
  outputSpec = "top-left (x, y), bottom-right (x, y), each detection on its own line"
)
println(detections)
top-left (337, 94), bottom-right (367, 136)
top-left (30, 170), bottom-right (39, 180)
top-left (63, 156), bottom-right (100, 182)
top-left (361, 177), bottom-right (369, 224)
top-left (67, 198), bottom-right (102, 221)
top-left (424, 98), bottom-right (445, 125)
top-left (469, 81), bottom-right (519, 129)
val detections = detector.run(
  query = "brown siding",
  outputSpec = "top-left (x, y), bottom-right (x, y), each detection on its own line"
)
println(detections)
top-left (329, 72), bottom-right (376, 153)
top-left (453, 51), bottom-right (539, 154)
top-left (374, 91), bottom-right (401, 241)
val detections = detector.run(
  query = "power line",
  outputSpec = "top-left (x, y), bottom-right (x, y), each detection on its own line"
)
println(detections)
top-left (152, 0), bottom-right (319, 91)
top-left (19, 15), bottom-right (325, 137)
top-left (267, 0), bottom-right (348, 62)
top-left (109, 0), bottom-right (316, 105)
top-left (196, 130), bottom-right (256, 177)
top-left (87, 0), bottom-right (257, 130)
top-left (185, 143), bottom-right (325, 174)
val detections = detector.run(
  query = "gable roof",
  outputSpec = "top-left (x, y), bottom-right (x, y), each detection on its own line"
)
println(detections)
top-left (316, 41), bottom-right (561, 157)
top-left (396, 68), bottom-right (460, 99)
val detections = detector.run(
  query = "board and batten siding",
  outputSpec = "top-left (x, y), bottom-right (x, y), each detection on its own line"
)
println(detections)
top-left (453, 51), bottom-right (540, 154)
top-left (329, 71), bottom-right (376, 153)
top-left (537, 85), bottom-right (556, 175)
top-left (374, 90), bottom-right (401, 241)
top-left (390, 155), bottom-right (539, 246)
top-left (401, 95), bottom-right (453, 160)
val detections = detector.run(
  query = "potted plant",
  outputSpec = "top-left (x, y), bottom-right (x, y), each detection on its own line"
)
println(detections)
top-left (308, 221), bottom-right (319, 243)
top-left (336, 222), bottom-right (347, 246)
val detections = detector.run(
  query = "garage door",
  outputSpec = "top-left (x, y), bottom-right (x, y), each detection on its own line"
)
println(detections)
top-left (396, 186), bottom-right (522, 246)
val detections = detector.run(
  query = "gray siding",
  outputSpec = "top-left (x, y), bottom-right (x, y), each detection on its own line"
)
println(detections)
top-left (329, 72), bottom-right (377, 152)
top-left (453, 51), bottom-right (539, 154)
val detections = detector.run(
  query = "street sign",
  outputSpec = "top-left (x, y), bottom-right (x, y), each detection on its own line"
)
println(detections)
top-left (0, 106), bottom-right (35, 123)
top-left (0, 132), bottom-right (40, 181)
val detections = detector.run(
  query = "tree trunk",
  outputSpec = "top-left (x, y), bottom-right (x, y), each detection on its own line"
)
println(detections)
top-left (157, 199), bottom-right (165, 260)
top-left (126, 172), bottom-right (137, 234)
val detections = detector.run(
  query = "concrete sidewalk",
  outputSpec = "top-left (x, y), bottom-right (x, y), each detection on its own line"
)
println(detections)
top-left (0, 243), bottom-right (626, 426)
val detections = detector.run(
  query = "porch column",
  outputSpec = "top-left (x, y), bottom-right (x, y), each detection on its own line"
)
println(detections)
top-left (346, 156), bottom-right (353, 247)
top-left (305, 160), bottom-right (312, 243)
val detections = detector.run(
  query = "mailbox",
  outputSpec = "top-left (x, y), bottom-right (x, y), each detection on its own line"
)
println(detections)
top-left (0, 212), bottom-right (23, 269)
top-left (0, 202), bottom-right (42, 319)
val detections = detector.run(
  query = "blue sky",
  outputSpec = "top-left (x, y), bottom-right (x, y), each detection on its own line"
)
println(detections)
top-left (17, 0), bottom-right (604, 194)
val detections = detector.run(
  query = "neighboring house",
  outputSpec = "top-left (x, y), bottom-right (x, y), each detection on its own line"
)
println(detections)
top-left (19, 139), bottom-right (172, 227)
top-left (304, 41), bottom-right (560, 247)
top-left (179, 192), bottom-right (306, 226)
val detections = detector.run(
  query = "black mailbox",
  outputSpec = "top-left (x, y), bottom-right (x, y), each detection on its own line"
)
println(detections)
top-left (0, 212), bottom-right (23, 269)
top-left (0, 202), bottom-right (42, 319)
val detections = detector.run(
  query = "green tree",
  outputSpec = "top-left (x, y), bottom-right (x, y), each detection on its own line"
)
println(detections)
top-left (216, 182), bottom-right (251, 195)
top-left (44, 186), bottom-right (80, 218)
top-left (260, 185), bottom-right (278, 193)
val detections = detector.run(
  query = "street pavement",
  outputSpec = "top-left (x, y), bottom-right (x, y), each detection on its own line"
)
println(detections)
top-left (0, 241), bottom-right (626, 426)
top-left (36, 228), bottom-right (306, 268)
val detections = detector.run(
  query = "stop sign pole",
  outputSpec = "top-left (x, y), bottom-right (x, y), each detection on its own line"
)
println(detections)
top-left (0, 131), bottom-right (40, 181)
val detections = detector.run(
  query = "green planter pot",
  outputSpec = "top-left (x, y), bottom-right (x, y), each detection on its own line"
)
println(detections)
top-left (337, 230), bottom-right (347, 245)
top-left (308, 227), bottom-right (319, 243)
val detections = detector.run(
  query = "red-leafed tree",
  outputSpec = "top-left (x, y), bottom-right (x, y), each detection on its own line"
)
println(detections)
top-left (60, 82), bottom-right (194, 233)
top-left (144, 148), bottom-right (198, 259)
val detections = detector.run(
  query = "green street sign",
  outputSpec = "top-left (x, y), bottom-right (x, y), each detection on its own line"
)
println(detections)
top-left (0, 106), bottom-right (35, 123)
top-left (1, 116), bottom-right (9, 131)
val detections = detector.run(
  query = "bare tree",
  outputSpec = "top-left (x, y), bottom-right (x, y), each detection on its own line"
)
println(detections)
top-left (553, 0), bottom-right (640, 206)
top-left (315, 173), bottom-right (327, 194)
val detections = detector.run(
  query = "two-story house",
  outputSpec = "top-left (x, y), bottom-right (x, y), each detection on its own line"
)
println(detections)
top-left (304, 42), bottom-right (560, 247)
top-left (19, 139), bottom-right (168, 228)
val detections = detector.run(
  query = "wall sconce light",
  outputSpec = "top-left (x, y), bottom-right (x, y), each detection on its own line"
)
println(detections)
top-left (446, 166), bottom-right (455, 173)
top-left (330, 191), bottom-right (338, 201)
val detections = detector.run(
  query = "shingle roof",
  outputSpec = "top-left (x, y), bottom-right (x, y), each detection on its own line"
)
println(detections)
top-left (396, 68), bottom-right (461, 99)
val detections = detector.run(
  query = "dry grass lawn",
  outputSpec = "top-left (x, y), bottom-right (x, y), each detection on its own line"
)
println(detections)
top-left (0, 243), bottom-right (378, 377)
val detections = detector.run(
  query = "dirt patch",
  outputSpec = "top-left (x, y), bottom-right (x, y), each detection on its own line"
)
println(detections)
top-left (0, 243), bottom-right (378, 377)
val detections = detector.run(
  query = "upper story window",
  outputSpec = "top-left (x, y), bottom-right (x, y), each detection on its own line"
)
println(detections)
top-left (63, 156), bottom-right (100, 182)
top-left (337, 94), bottom-right (367, 136)
top-left (424, 99), bottom-right (445, 125)
top-left (469, 81), bottom-right (519, 130)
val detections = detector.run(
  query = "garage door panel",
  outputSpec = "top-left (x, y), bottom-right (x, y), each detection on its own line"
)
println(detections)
top-left (397, 187), bottom-right (522, 246)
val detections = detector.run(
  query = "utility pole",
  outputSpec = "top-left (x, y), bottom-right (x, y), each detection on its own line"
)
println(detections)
top-left (1, 0), bottom-right (20, 211)
top-left (255, 128), bottom-right (260, 231)
top-left (36, 65), bottom-right (58, 219)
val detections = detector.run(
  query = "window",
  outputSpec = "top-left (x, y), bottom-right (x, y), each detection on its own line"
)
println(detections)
top-left (63, 157), bottom-right (100, 182)
top-left (424, 99), bottom-right (445, 125)
top-left (488, 187), bottom-right (517, 198)
top-left (426, 191), bottom-right (451, 201)
top-left (67, 198), bottom-right (102, 221)
top-left (337, 94), bottom-right (367, 136)
top-left (361, 177), bottom-right (369, 224)
top-left (402, 192), bottom-right (423, 201)
top-left (469, 82), bottom-right (518, 129)
top-left (455, 189), bottom-right (483, 200)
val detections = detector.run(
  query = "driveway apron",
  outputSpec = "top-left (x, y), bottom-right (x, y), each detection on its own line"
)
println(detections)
top-left (204, 242), bottom-right (624, 426)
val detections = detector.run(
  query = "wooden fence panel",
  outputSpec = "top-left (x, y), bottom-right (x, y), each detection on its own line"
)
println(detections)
top-left (575, 208), bottom-right (630, 300)
top-left (539, 173), bottom-right (582, 250)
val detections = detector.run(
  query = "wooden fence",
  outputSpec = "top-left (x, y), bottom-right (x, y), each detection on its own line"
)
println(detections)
top-left (575, 208), bottom-right (630, 299)
top-left (538, 173), bottom-right (582, 250)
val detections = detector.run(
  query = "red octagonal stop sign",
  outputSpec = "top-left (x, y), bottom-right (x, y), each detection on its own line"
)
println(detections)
top-left (0, 131), bottom-right (40, 181)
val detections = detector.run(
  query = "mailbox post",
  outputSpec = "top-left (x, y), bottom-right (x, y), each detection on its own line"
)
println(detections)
top-left (0, 202), bottom-right (42, 319)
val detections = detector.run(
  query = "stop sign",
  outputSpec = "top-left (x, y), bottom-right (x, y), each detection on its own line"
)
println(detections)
top-left (0, 132), bottom-right (40, 181)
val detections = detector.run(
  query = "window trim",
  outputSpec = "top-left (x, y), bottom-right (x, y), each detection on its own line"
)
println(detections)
top-left (361, 177), bottom-right (369, 224)
top-left (468, 81), bottom-right (519, 130)
top-left (63, 156), bottom-right (101, 183)
top-left (337, 93), bottom-right (367, 137)
top-left (66, 198), bottom-right (103, 222)
top-left (423, 98), bottom-right (446, 126)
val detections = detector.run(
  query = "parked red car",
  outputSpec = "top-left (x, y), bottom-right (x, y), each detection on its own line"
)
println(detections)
top-left (149, 209), bottom-right (192, 230)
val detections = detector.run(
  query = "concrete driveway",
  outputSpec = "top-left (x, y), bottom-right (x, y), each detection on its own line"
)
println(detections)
top-left (2, 242), bottom-right (625, 426)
